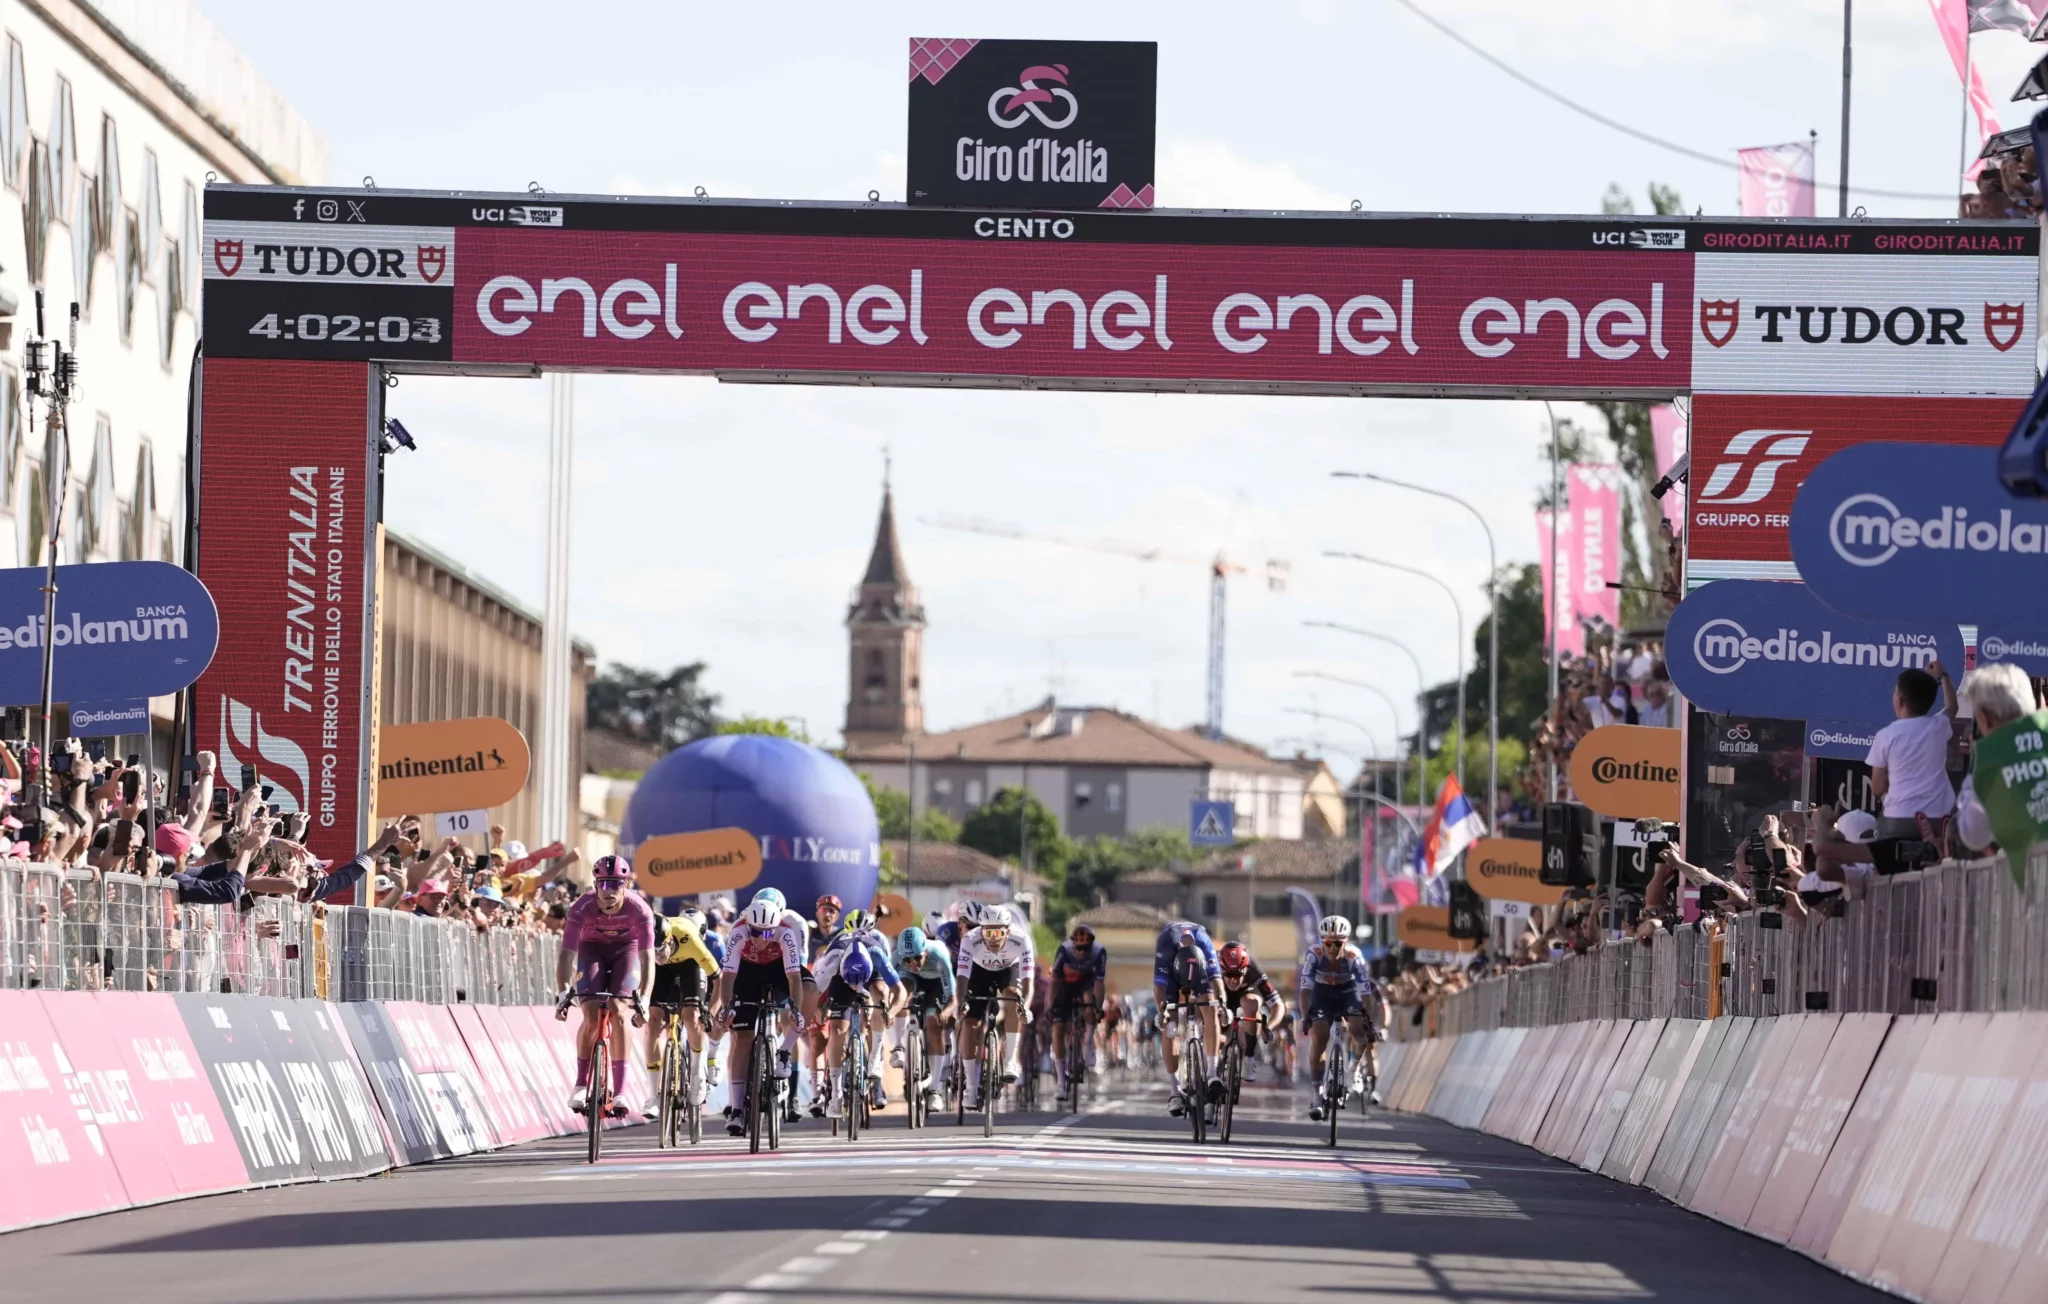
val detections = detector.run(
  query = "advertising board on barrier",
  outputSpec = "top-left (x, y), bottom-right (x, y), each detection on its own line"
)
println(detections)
top-left (1568, 725), bottom-right (1681, 821)
top-left (1665, 579), bottom-right (1963, 721)
top-left (907, 38), bottom-right (1157, 210)
top-left (1685, 395), bottom-right (2022, 580)
top-left (0, 562), bottom-right (218, 706)
top-left (1689, 254), bottom-right (2037, 396)
top-left (374, 716), bottom-right (531, 817)
top-left (0, 990), bottom-right (134, 1229)
top-left (1790, 441), bottom-right (2048, 624)
top-left (1397, 906), bottom-right (1479, 953)
top-left (195, 358), bottom-right (375, 862)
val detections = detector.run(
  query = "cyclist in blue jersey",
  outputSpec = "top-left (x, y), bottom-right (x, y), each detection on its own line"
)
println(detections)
top-left (1048, 922), bottom-right (1108, 1104)
top-left (891, 925), bottom-right (958, 1113)
top-left (1152, 920), bottom-right (1227, 1117)
top-left (814, 911), bottom-right (902, 1117)
top-left (1298, 915), bottom-right (1385, 1120)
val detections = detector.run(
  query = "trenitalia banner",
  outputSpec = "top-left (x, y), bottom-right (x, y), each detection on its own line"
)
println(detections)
top-left (1684, 394), bottom-right (2021, 581)
top-left (1664, 579), bottom-right (1963, 721)
top-left (1790, 441), bottom-right (2048, 625)
top-left (194, 358), bottom-right (377, 862)
top-left (199, 189), bottom-right (2035, 398)
top-left (0, 562), bottom-right (218, 705)
top-left (1568, 465), bottom-right (1621, 638)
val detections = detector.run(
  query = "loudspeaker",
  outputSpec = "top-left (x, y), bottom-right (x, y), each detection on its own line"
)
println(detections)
top-left (1541, 801), bottom-right (1598, 887)
top-left (1447, 881), bottom-right (1486, 940)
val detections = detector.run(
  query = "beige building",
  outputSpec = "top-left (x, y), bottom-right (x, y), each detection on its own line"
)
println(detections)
top-left (1289, 755), bottom-right (1348, 840)
top-left (379, 529), bottom-right (593, 851)
top-left (1066, 899), bottom-right (1173, 997)
top-left (1111, 839), bottom-right (1358, 975)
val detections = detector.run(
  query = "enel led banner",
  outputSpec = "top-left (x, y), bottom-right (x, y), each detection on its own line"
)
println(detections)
top-left (193, 357), bottom-right (377, 861)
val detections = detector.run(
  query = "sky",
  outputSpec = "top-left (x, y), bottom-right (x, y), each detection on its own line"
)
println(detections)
top-left (195, 0), bottom-right (2038, 771)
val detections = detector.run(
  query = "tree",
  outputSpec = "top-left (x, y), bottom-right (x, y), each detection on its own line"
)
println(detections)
top-left (586, 662), bottom-right (721, 751)
top-left (959, 785), bottom-right (1065, 872)
top-left (857, 771), bottom-right (962, 842)
top-left (717, 715), bottom-right (810, 742)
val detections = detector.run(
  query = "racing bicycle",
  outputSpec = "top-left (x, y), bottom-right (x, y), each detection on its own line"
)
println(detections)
top-left (1318, 1025), bottom-right (1349, 1148)
top-left (830, 994), bottom-right (873, 1141)
top-left (902, 996), bottom-right (938, 1129)
top-left (655, 1000), bottom-right (703, 1147)
top-left (1168, 1000), bottom-right (1210, 1145)
top-left (738, 993), bottom-right (791, 1155)
top-left (968, 988), bottom-right (1021, 1138)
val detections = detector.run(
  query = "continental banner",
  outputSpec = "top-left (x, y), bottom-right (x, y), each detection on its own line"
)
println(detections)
top-left (1570, 725), bottom-right (1682, 822)
top-left (1466, 837), bottom-right (1563, 906)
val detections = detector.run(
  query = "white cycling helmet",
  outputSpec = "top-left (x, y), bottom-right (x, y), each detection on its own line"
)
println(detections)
top-left (923, 911), bottom-right (946, 935)
top-left (961, 901), bottom-right (991, 926)
top-left (1318, 915), bottom-right (1353, 940)
top-left (744, 897), bottom-right (782, 929)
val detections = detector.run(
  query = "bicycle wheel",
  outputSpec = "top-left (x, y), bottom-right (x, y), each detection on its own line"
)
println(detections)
top-left (1218, 1040), bottom-right (1237, 1145)
top-left (682, 1036), bottom-right (702, 1145)
top-left (845, 1037), bottom-right (863, 1142)
top-left (587, 1036), bottom-right (609, 1164)
top-left (1186, 1036), bottom-right (1207, 1145)
top-left (766, 1040), bottom-right (784, 1152)
top-left (955, 1036), bottom-right (968, 1127)
top-left (747, 1029), bottom-right (767, 1155)
top-left (657, 1032), bottom-right (680, 1148)
top-left (981, 1026), bottom-right (998, 1138)
top-left (905, 1025), bottom-right (924, 1129)
top-left (1326, 1041), bottom-right (1344, 1149)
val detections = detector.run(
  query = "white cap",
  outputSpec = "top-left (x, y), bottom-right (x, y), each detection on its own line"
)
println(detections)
top-left (505, 839), bottom-right (528, 861)
top-left (1834, 809), bottom-right (1879, 844)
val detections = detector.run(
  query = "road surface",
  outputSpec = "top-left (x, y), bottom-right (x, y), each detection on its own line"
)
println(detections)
top-left (1, 1076), bottom-right (1888, 1303)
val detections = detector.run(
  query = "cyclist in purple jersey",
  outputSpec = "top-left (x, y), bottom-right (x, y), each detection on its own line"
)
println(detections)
top-left (553, 856), bottom-right (655, 1116)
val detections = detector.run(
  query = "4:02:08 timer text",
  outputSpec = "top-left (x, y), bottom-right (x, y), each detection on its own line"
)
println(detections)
top-left (248, 312), bottom-right (442, 345)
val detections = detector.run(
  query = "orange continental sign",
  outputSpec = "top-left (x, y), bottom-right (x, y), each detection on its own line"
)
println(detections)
top-left (636, 828), bottom-right (761, 894)
top-left (1467, 837), bottom-right (1564, 906)
top-left (1569, 723), bottom-right (1682, 822)
top-left (375, 717), bottom-right (530, 816)
top-left (871, 892), bottom-right (916, 938)
top-left (1395, 906), bottom-right (1478, 953)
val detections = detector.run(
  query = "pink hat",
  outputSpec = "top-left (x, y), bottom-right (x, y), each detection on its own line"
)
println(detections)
top-left (155, 823), bottom-right (195, 858)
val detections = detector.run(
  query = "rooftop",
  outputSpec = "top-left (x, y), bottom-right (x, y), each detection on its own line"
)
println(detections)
top-left (847, 700), bottom-right (1299, 774)
top-left (1070, 900), bottom-right (1174, 930)
top-left (1190, 839), bottom-right (1354, 883)
top-left (884, 840), bottom-right (1012, 886)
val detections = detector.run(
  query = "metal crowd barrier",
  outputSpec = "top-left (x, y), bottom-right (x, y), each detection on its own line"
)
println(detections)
top-left (0, 861), bottom-right (555, 1001)
top-left (1392, 846), bottom-right (2048, 1041)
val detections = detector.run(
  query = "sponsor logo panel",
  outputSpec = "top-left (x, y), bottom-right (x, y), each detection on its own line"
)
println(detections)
top-left (1689, 253), bottom-right (2037, 395)
top-left (1685, 394), bottom-right (2021, 571)
top-left (204, 222), bottom-right (455, 284)
top-left (441, 228), bottom-right (1694, 390)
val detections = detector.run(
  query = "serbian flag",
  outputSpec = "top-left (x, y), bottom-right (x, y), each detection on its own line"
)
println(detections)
top-left (1421, 775), bottom-right (1488, 877)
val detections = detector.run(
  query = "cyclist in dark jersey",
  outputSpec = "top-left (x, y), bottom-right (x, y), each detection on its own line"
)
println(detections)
top-left (1048, 923), bottom-right (1108, 1103)
top-left (1217, 941), bottom-right (1285, 1084)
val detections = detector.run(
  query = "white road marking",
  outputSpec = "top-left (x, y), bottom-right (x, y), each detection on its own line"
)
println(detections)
top-left (745, 1274), bottom-right (808, 1289)
top-left (870, 1217), bottom-right (910, 1228)
top-left (777, 1257), bottom-right (835, 1273)
top-left (843, 1230), bottom-right (891, 1241)
top-left (814, 1241), bottom-right (868, 1255)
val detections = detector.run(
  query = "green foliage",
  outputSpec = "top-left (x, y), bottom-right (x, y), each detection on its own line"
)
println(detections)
top-left (1457, 562), bottom-right (1552, 751)
top-left (717, 715), bottom-right (811, 742)
top-left (587, 661), bottom-right (721, 751)
top-left (858, 771), bottom-right (963, 843)
top-left (1421, 727), bottom-right (1529, 800)
top-left (959, 785), bottom-right (1065, 871)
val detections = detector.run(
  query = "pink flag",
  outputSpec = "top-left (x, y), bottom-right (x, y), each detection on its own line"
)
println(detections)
top-left (1569, 465), bottom-right (1621, 641)
top-left (1649, 405), bottom-right (1686, 533)
top-left (1536, 506), bottom-right (1583, 659)
top-left (1736, 142), bottom-right (1815, 217)
top-left (1929, 0), bottom-right (2004, 174)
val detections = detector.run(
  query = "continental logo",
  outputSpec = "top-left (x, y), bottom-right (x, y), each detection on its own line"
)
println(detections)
top-left (644, 848), bottom-right (746, 876)
top-left (1588, 756), bottom-right (1679, 785)
top-left (378, 747), bottom-right (507, 781)
top-left (1475, 856), bottom-right (1542, 880)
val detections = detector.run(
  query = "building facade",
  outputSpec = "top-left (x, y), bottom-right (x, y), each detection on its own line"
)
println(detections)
top-left (380, 529), bottom-right (593, 851)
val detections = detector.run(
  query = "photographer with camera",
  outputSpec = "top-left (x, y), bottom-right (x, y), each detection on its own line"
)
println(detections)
top-left (1953, 664), bottom-right (2041, 855)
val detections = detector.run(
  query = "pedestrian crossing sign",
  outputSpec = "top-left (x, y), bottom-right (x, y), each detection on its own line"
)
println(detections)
top-left (1190, 800), bottom-right (1235, 846)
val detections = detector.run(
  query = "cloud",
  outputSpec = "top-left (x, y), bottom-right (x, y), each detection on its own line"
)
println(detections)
top-left (1157, 140), bottom-right (1351, 211)
top-left (599, 565), bottom-right (735, 615)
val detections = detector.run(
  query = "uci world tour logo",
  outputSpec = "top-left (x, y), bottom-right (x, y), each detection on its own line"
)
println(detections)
top-left (989, 65), bottom-right (1077, 128)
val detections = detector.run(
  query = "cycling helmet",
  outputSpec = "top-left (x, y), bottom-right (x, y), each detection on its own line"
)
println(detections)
top-left (961, 901), bottom-right (991, 926)
top-left (592, 854), bottom-right (632, 886)
top-left (744, 897), bottom-right (782, 929)
top-left (1318, 915), bottom-right (1353, 940)
top-left (841, 947), bottom-right (874, 987)
top-left (678, 905), bottom-right (706, 927)
top-left (816, 893), bottom-right (843, 913)
top-left (1219, 941), bottom-right (1250, 972)
top-left (843, 908), bottom-right (876, 934)
top-left (923, 911), bottom-right (946, 935)
top-left (1070, 922), bottom-right (1096, 944)
top-left (1170, 943), bottom-right (1208, 991)
top-left (752, 887), bottom-right (786, 911)
top-left (893, 927), bottom-right (926, 962)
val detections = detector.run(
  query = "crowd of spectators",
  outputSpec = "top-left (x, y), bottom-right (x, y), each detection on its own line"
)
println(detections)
top-left (1521, 635), bottom-right (1675, 811)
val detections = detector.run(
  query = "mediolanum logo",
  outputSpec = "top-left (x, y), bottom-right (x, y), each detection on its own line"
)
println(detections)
top-left (1982, 635), bottom-right (2048, 660)
top-left (1693, 617), bottom-right (1938, 673)
top-left (1828, 493), bottom-right (2048, 567)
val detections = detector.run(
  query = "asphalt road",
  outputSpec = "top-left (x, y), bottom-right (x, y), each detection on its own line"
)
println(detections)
top-left (1, 1075), bottom-right (1890, 1304)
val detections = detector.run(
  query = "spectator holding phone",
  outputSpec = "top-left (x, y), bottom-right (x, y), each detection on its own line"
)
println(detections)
top-left (1867, 663), bottom-right (1958, 839)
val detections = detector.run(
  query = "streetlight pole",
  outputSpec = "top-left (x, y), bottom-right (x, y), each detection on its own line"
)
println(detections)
top-left (1333, 472), bottom-right (1499, 832)
top-left (1290, 670), bottom-right (1408, 810)
top-left (1282, 705), bottom-right (1385, 764)
top-left (1302, 620), bottom-right (1429, 821)
top-left (1545, 402), bottom-right (1561, 802)
top-left (1324, 550), bottom-right (1465, 796)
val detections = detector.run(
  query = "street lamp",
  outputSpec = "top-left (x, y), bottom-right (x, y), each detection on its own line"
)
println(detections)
top-left (1290, 670), bottom-right (1408, 809)
top-left (1282, 705), bottom-right (1385, 763)
top-left (1332, 470), bottom-right (1501, 832)
top-left (1324, 550), bottom-right (1465, 795)
top-left (1302, 620), bottom-right (1428, 817)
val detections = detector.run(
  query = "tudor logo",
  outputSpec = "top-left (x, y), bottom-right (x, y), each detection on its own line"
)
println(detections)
top-left (213, 238), bottom-right (244, 278)
top-left (418, 246), bottom-right (447, 284)
top-left (1700, 298), bottom-right (1739, 347)
top-left (1986, 303), bottom-right (2025, 352)
top-left (988, 64), bottom-right (1078, 129)
top-left (1694, 428), bottom-right (1811, 506)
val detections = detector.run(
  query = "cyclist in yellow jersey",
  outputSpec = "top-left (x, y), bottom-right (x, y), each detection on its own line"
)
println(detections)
top-left (645, 906), bottom-right (723, 1105)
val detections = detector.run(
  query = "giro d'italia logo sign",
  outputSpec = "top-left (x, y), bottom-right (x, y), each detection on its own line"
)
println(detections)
top-left (1665, 578), bottom-right (1961, 721)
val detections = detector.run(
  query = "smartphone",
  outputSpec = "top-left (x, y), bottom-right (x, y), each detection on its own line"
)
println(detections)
top-left (126, 753), bottom-right (139, 769)
top-left (210, 787), bottom-right (231, 817)
top-left (87, 739), bottom-right (105, 763)
top-left (239, 763), bottom-right (258, 793)
top-left (49, 753), bottom-right (70, 776)
top-left (120, 771), bottom-right (140, 803)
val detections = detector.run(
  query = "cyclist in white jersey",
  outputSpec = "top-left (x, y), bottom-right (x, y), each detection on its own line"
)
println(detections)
top-left (954, 904), bottom-right (1035, 1106)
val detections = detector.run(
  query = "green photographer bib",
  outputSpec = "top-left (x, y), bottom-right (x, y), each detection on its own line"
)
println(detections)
top-left (1969, 709), bottom-right (2048, 882)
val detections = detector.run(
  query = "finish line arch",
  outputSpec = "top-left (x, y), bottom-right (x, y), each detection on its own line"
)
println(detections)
top-left (189, 185), bottom-right (2039, 859)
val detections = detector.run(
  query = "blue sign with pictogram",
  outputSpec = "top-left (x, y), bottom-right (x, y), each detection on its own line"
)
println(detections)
top-left (1190, 800), bottom-right (1235, 846)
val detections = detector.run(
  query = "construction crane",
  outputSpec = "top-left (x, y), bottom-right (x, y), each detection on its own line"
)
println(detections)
top-left (922, 512), bottom-right (1289, 740)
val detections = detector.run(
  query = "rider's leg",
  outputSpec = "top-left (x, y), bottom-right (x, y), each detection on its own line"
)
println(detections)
top-left (573, 1002), bottom-right (600, 1097)
top-left (729, 1027), bottom-right (754, 1114)
top-left (1000, 992), bottom-right (1023, 1079)
top-left (608, 1000), bottom-right (630, 1100)
top-left (962, 1011), bottom-right (986, 1098)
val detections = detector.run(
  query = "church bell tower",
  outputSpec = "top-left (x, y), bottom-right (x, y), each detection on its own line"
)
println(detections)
top-left (843, 476), bottom-right (925, 746)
